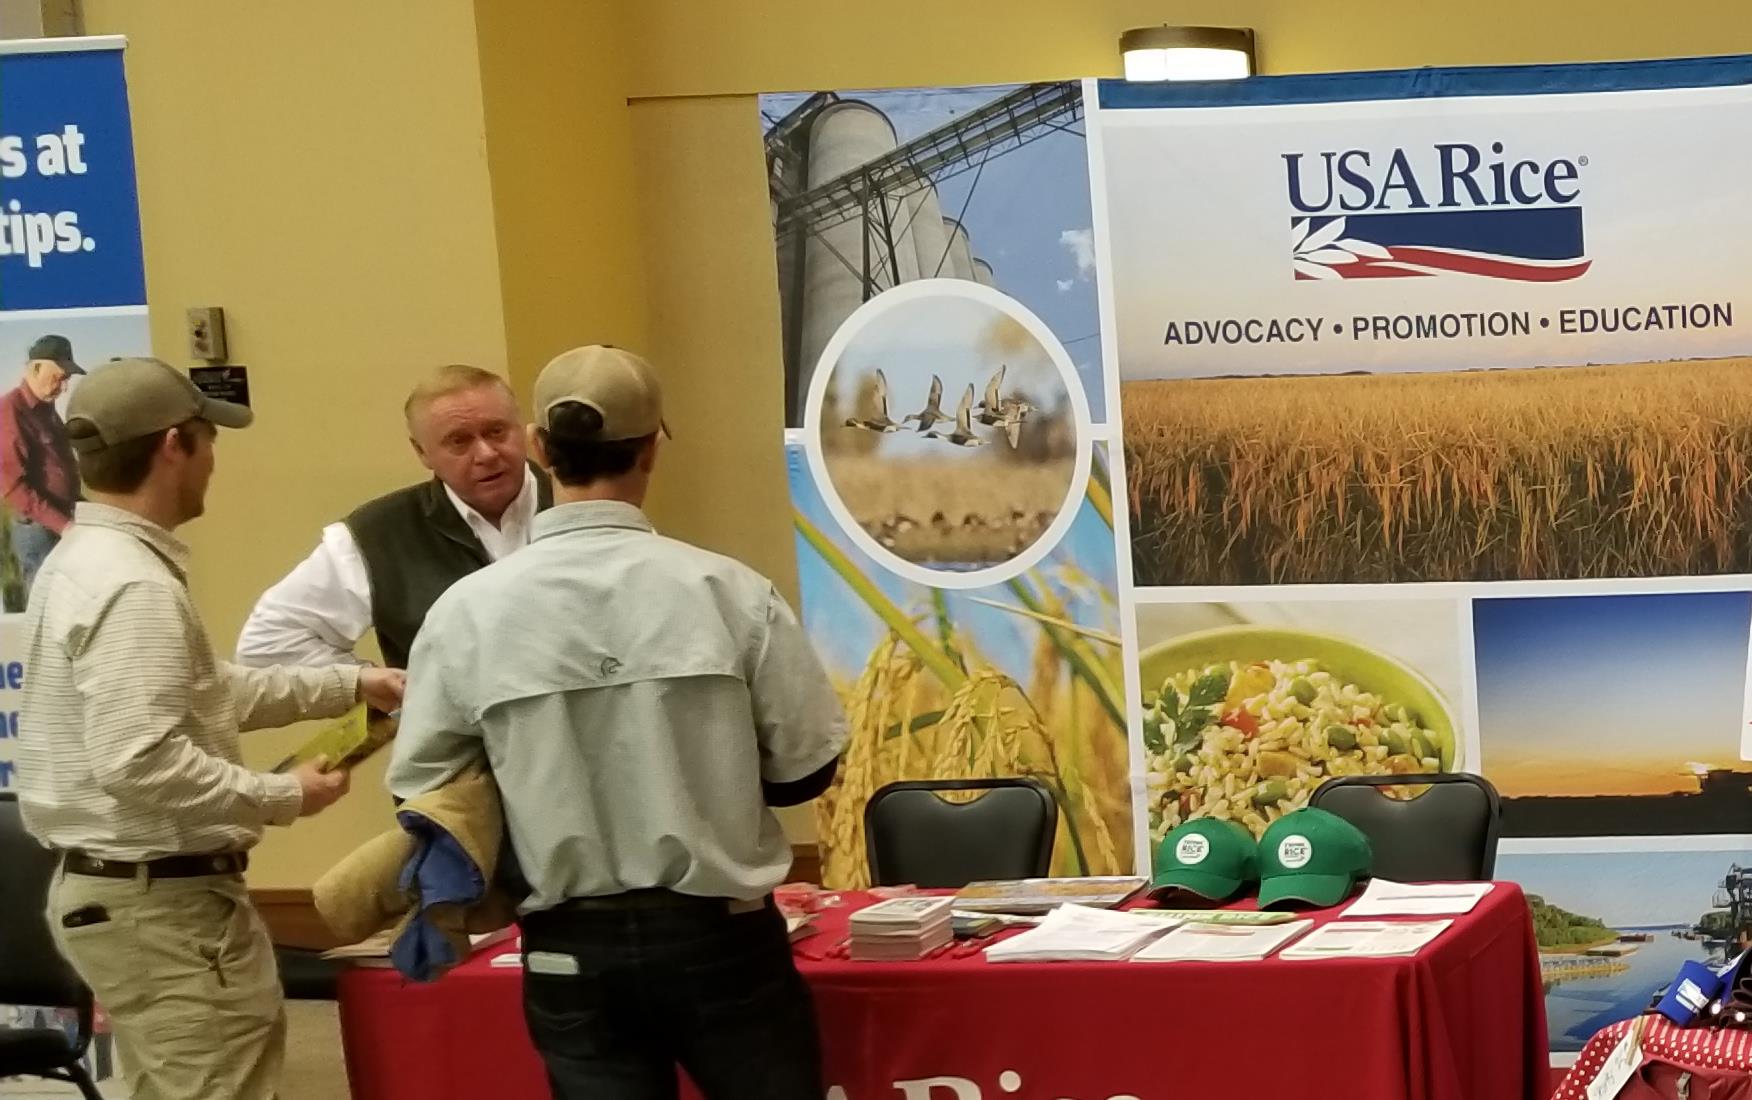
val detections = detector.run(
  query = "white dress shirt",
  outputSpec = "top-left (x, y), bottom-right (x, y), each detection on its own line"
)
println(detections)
top-left (235, 468), bottom-right (539, 668)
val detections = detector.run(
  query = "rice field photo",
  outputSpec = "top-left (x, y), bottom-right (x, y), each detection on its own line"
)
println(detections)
top-left (817, 287), bottom-right (1081, 572)
top-left (1132, 599), bottom-right (1465, 849)
top-left (789, 444), bottom-right (1130, 889)
top-left (1475, 592), bottom-right (1752, 836)
top-left (1124, 357), bottom-right (1752, 586)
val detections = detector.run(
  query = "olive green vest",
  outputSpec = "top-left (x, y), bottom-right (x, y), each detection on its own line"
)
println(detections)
top-left (344, 466), bottom-right (552, 668)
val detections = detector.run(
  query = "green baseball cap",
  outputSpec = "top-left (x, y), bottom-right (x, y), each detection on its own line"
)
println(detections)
top-left (1151, 818), bottom-right (1258, 902)
top-left (1257, 808), bottom-right (1372, 909)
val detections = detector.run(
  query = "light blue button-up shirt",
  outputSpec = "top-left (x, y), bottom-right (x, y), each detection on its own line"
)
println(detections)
top-left (387, 500), bottom-right (846, 911)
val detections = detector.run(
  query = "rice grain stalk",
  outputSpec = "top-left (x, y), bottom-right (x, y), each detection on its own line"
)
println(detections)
top-left (1005, 575), bottom-right (1124, 728)
top-left (817, 634), bottom-right (922, 889)
top-left (1086, 452), bottom-right (1114, 530)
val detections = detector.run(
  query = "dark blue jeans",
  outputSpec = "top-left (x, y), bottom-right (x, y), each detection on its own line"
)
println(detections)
top-left (10, 516), bottom-right (58, 596)
top-left (520, 893), bottom-right (824, 1100)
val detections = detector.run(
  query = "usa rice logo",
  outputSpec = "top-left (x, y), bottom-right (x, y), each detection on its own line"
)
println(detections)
top-left (1285, 141), bottom-right (1591, 282)
top-left (1277, 835), bottom-right (1313, 869)
top-left (1175, 834), bottom-right (1210, 865)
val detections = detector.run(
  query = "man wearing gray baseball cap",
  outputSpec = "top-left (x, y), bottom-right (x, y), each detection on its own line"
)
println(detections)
top-left (389, 345), bottom-right (846, 1098)
top-left (15, 357), bottom-right (405, 1100)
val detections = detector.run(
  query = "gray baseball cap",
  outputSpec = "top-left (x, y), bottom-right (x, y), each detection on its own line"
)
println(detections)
top-left (533, 345), bottom-right (669, 441)
top-left (66, 357), bottom-right (252, 454)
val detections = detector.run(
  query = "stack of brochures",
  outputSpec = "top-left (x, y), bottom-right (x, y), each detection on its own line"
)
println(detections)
top-left (1131, 919), bottom-right (1314, 963)
top-left (786, 914), bottom-right (818, 943)
top-left (953, 876), bottom-right (1147, 915)
top-left (985, 904), bottom-right (1172, 963)
top-left (849, 897), bottom-right (954, 961)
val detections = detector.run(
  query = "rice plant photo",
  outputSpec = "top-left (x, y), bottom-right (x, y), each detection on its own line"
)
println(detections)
top-left (793, 446), bottom-right (1132, 889)
top-left (1123, 357), bottom-right (1752, 586)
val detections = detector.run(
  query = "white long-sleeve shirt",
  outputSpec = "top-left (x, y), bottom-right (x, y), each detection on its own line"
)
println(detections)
top-left (235, 469), bottom-right (540, 667)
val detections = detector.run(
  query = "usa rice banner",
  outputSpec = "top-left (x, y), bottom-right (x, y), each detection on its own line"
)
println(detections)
top-left (0, 36), bottom-right (147, 1098)
top-left (761, 53), bottom-right (1752, 1054)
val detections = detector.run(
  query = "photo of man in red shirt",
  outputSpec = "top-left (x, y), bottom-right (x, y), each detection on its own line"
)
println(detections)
top-left (1, 335), bottom-right (85, 610)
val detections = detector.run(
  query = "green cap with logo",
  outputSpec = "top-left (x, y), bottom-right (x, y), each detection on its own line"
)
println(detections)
top-left (1151, 818), bottom-right (1258, 902)
top-left (1257, 807), bottom-right (1372, 909)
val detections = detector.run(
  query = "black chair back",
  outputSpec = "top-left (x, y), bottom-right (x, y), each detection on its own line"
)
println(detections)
top-left (1309, 773), bottom-right (1501, 881)
top-left (0, 794), bottom-right (90, 1013)
top-left (864, 778), bottom-right (1057, 888)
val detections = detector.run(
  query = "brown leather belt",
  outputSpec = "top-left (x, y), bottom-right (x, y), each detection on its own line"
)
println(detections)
top-left (62, 850), bottom-right (248, 880)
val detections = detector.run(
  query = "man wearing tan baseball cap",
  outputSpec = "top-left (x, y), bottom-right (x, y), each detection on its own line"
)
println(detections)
top-left (16, 357), bottom-right (405, 1100)
top-left (390, 346), bottom-right (845, 1098)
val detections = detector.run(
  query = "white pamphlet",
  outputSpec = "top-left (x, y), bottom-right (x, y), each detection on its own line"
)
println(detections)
top-left (984, 904), bottom-right (1170, 963)
top-left (849, 896), bottom-right (954, 930)
top-left (1343, 879), bottom-right (1493, 917)
top-left (468, 928), bottom-right (519, 955)
top-left (1586, 1016), bottom-right (1649, 1100)
top-left (1280, 920), bottom-right (1453, 960)
top-left (1131, 919), bottom-right (1313, 963)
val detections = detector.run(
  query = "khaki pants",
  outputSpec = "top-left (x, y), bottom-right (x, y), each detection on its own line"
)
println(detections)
top-left (46, 866), bottom-right (285, 1100)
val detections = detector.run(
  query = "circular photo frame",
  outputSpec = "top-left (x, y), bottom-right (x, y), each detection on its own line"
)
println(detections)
top-left (803, 279), bottom-right (1093, 591)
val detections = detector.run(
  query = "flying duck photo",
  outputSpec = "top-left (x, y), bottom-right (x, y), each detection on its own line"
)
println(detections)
top-left (817, 287), bottom-right (1081, 571)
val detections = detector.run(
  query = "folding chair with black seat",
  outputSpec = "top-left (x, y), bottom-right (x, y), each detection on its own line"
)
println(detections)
top-left (0, 792), bottom-right (103, 1100)
top-left (864, 777), bottom-right (1058, 889)
top-left (1309, 772), bottom-right (1502, 882)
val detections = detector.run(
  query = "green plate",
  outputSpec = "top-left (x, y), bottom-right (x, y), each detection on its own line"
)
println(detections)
top-left (1137, 626), bottom-right (1459, 771)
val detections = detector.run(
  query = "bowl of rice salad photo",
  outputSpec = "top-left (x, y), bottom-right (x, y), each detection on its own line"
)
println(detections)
top-left (1138, 626), bottom-right (1459, 845)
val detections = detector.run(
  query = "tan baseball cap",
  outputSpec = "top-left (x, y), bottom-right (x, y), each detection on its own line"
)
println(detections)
top-left (65, 357), bottom-right (252, 453)
top-left (532, 345), bottom-right (668, 442)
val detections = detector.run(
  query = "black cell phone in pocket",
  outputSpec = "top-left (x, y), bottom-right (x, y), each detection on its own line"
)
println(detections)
top-left (60, 904), bottom-right (110, 929)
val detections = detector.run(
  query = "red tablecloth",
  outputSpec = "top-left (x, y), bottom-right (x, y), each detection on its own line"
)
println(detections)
top-left (1553, 1015), bottom-right (1752, 1099)
top-left (337, 883), bottom-right (1548, 1100)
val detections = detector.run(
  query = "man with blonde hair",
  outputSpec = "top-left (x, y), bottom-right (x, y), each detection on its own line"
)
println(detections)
top-left (237, 364), bottom-right (551, 669)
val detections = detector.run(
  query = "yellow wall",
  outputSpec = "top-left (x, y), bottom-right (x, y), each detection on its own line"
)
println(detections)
top-left (623, 0), bottom-right (1752, 95)
top-left (80, 0), bottom-right (508, 887)
top-left (70, 1), bottom-right (1752, 885)
top-left (628, 96), bottom-right (798, 593)
top-left (474, 0), bottom-right (650, 391)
